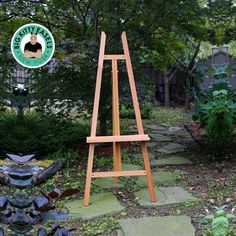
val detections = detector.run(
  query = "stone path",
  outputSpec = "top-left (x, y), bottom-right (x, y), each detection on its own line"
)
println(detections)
top-left (93, 177), bottom-right (125, 189)
top-left (136, 171), bottom-right (181, 187)
top-left (133, 153), bottom-right (155, 160)
top-left (150, 156), bottom-right (193, 167)
top-left (149, 133), bottom-right (172, 142)
top-left (118, 215), bottom-right (195, 236)
top-left (135, 187), bottom-right (196, 207)
top-left (158, 142), bottom-right (186, 154)
top-left (64, 192), bottom-right (124, 219)
top-left (67, 123), bottom-right (196, 234)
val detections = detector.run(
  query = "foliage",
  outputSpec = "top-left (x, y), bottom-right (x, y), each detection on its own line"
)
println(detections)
top-left (200, 206), bottom-right (236, 236)
top-left (0, 111), bottom-right (89, 154)
top-left (48, 150), bottom-right (80, 167)
top-left (0, 0), bottom-right (208, 134)
top-left (151, 107), bottom-right (189, 126)
top-left (81, 217), bottom-right (119, 236)
top-left (120, 101), bottom-right (154, 119)
top-left (193, 65), bottom-right (236, 156)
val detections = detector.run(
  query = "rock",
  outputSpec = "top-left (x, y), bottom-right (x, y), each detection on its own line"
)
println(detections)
top-left (133, 153), bottom-right (155, 160)
top-left (134, 187), bottom-right (196, 207)
top-left (150, 156), bottom-right (193, 167)
top-left (117, 229), bottom-right (125, 236)
top-left (158, 143), bottom-right (186, 154)
top-left (64, 192), bottom-right (124, 219)
top-left (145, 125), bottom-right (165, 131)
top-left (146, 142), bottom-right (158, 148)
top-left (122, 164), bottom-right (143, 170)
top-left (93, 177), bottom-right (125, 189)
top-left (129, 126), bottom-right (138, 130)
top-left (136, 171), bottom-right (180, 187)
top-left (160, 123), bottom-right (170, 127)
top-left (168, 126), bottom-right (182, 133)
top-left (149, 133), bottom-right (172, 142)
top-left (118, 215), bottom-right (195, 236)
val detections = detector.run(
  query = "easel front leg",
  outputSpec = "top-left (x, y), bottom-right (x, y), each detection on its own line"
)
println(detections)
top-left (141, 142), bottom-right (156, 202)
top-left (113, 142), bottom-right (122, 183)
top-left (84, 144), bottom-right (95, 206)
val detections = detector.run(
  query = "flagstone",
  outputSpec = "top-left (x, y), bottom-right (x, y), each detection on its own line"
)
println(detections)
top-left (135, 187), bottom-right (196, 207)
top-left (146, 142), bottom-right (158, 148)
top-left (149, 133), bottom-right (172, 142)
top-left (133, 153), bottom-right (155, 160)
top-left (122, 163), bottom-right (143, 170)
top-left (118, 215), bottom-right (195, 236)
top-left (93, 177), bottom-right (125, 189)
top-left (168, 126), bottom-right (182, 133)
top-left (158, 143), bottom-right (186, 154)
top-left (64, 192), bottom-right (124, 219)
top-left (150, 156), bottom-right (193, 167)
top-left (136, 171), bottom-right (180, 187)
top-left (145, 124), bottom-right (166, 130)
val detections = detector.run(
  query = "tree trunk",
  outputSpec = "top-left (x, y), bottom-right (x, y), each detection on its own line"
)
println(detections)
top-left (164, 76), bottom-right (170, 107)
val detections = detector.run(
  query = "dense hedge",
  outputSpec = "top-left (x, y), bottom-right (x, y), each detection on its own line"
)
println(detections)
top-left (0, 111), bottom-right (89, 155)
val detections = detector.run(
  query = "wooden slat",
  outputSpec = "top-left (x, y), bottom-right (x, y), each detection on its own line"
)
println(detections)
top-left (90, 32), bottom-right (107, 137)
top-left (92, 170), bottom-right (146, 178)
top-left (104, 54), bottom-right (125, 60)
top-left (121, 32), bottom-right (145, 135)
top-left (112, 59), bottom-right (121, 183)
top-left (87, 134), bottom-right (150, 143)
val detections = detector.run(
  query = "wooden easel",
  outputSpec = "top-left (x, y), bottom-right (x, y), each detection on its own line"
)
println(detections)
top-left (84, 31), bottom-right (156, 206)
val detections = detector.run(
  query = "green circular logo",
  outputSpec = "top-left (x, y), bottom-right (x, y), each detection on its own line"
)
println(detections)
top-left (11, 23), bottom-right (55, 69)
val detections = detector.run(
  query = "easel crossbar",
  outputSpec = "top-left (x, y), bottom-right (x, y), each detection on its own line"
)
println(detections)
top-left (92, 170), bottom-right (146, 178)
top-left (87, 134), bottom-right (150, 143)
top-left (104, 54), bottom-right (125, 60)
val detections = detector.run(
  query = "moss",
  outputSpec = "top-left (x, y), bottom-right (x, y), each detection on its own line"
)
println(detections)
top-left (0, 159), bottom-right (53, 168)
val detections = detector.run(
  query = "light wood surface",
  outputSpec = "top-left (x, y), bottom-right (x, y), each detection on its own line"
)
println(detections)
top-left (84, 31), bottom-right (156, 206)
top-left (87, 134), bottom-right (150, 143)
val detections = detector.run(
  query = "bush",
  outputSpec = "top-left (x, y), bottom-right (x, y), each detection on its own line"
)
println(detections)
top-left (0, 111), bottom-right (89, 154)
top-left (120, 101), bottom-right (154, 119)
top-left (192, 65), bottom-right (236, 155)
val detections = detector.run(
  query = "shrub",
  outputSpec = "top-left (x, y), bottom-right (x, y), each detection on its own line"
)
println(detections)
top-left (0, 111), bottom-right (89, 154)
top-left (192, 65), bottom-right (236, 155)
top-left (120, 101), bottom-right (154, 119)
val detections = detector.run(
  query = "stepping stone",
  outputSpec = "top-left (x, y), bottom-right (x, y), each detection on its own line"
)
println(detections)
top-left (145, 125), bottom-right (165, 131)
top-left (168, 126), bottom-right (182, 133)
top-left (133, 153), bottom-right (155, 160)
top-left (93, 177), bottom-right (125, 189)
top-left (136, 171), bottom-right (180, 187)
top-left (135, 187), bottom-right (196, 207)
top-left (129, 126), bottom-right (138, 131)
top-left (118, 215), bottom-right (195, 236)
top-left (122, 164), bottom-right (143, 170)
top-left (160, 123), bottom-right (170, 127)
top-left (149, 133), bottom-right (172, 142)
top-left (158, 143), bottom-right (186, 154)
top-left (157, 130), bottom-right (174, 136)
top-left (64, 192), bottom-right (124, 219)
top-left (146, 142), bottom-right (158, 148)
top-left (117, 229), bottom-right (125, 236)
top-left (150, 156), bottom-right (193, 167)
